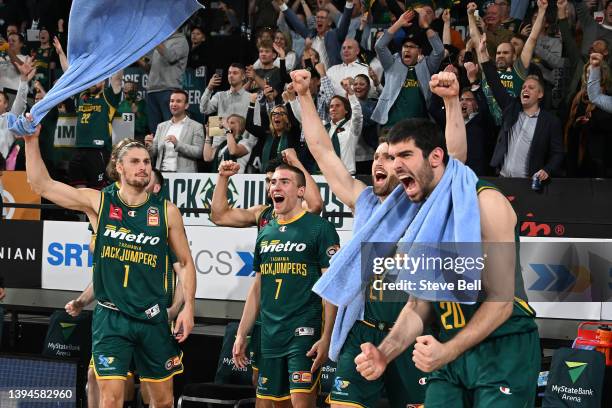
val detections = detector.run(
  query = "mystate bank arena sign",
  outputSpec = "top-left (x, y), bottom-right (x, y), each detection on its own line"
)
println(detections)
top-left (164, 173), bottom-right (353, 231)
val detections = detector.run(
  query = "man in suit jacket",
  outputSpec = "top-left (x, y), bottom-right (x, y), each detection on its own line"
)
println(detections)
top-left (478, 39), bottom-right (563, 180)
top-left (144, 89), bottom-right (204, 173)
top-left (277, 0), bottom-right (354, 68)
top-left (371, 10), bottom-right (444, 128)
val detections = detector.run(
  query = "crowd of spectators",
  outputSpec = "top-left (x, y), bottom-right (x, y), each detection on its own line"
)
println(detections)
top-left (1, 0), bottom-right (612, 187)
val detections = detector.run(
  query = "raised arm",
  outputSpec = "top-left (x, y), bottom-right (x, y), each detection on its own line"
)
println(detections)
top-left (53, 36), bottom-right (68, 72)
top-left (466, 3), bottom-right (481, 47)
top-left (557, 0), bottom-right (580, 69)
top-left (334, 1), bottom-right (354, 43)
top-left (155, 37), bottom-right (188, 65)
top-left (477, 36), bottom-right (514, 110)
top-left (11, 59), bottom-right (36, 116)
top-left (587, 56), bottom-right (612, 113)
top-left (376, 11), bottom-right (415, 70)
top-left (430, 72), bottom-right (467, 163)
top-left (210, 161), bottom-right (266, 227)
top-left (280, 2), bottom-right (310, 38)
top-left (24, 123), bottom-right (100, 217)
top-left (167, 203), bottom-right (196, 343)
top-left (291, 70), bottom-right (366, 210)
top-left (520, 0), bottom-right (548, 70)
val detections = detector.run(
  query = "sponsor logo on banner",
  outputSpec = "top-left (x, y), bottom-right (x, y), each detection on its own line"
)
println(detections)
top-left (0, 220), bottom-right (43, 288)
top-left (1, 171), bottom-right (41, 220)
top-left (164, 173), bottom-right (351, 230)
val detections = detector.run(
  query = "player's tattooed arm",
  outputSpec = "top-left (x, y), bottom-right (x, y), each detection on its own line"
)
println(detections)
top-left (167, 203), bottom-right (196, 343)
top-left (355, 297), bottom-right (431, 380)
top-left (234, 274), bottom-right (261, 368)
top-left (23, 121), bottom-right (100, 218)
top-left (210, 160), bottom-right (267, 227)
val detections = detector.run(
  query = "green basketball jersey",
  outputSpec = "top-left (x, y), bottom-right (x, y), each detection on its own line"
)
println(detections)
top-left (93, 190), bottom-right (170, 322)
top-left (431, 180), bottom-right (537, 341)
top-left (253, 211), bottom-right (340, 357)
top-left (364, 274), bottom-right (408, 324)
top-left (75, 86), bottom-right (121, 149)
top-left (498, 66), bottom-right (525, 97)
top-left (256, 205), bottom-right (275, 232)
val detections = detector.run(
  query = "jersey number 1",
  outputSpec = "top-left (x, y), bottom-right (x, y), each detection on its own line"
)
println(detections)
top-left (123, 265), bottom-right (130, 287)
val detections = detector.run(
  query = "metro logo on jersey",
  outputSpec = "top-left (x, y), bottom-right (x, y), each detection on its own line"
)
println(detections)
top-left (109, 204), bottom-right (122, 220)
top-left (259, 240), bottom-right (307, 253)
top-left (102, 225), bottom-right (161, 245)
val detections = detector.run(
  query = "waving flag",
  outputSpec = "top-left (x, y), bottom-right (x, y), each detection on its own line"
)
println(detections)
top-left (8, 0), bottom-right (201, 135)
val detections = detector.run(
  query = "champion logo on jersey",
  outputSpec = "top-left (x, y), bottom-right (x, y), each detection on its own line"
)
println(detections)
top-left (418, 377), bottom-right (427, 386)
top-left (147, 206), bottom-right (159, 226)
top-left (499, 386), bottom-right (512, 395)
top-left (109, 204), bottom-right (122, 220)
top-left (279, 226), bottom-right (287, 232)
top-left (128, 210), bottom-right (137, 217)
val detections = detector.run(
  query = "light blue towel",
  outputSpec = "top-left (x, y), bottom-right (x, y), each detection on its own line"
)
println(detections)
top-left (8, 0), bottom-right (201, 135)
top-left (313, 158), bottom-right (481, 361)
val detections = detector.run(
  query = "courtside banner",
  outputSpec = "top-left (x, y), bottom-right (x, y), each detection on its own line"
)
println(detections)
top-left (53, 114), bottom-right (135, 148)
top-left (1, 171), bottom-right (41, 220)
top-left (165, 173), bottom-right (353, 230)
top-left (41, 221), bottom-right (93, 291)
top-left (40, 221), bottom-right (352, 300)
top-left (0, 220), bottom-right (43, 288)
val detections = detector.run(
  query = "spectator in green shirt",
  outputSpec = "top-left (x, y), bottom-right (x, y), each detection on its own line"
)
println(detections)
top-left (118, 80), bottom-right (149, 142)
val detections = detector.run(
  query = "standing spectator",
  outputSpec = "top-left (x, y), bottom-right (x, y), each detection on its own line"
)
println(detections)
top-left (327, 38), bottom-right (373, 96)
top-left (352, 73), bottom-right (378, 174)
top-left (497, 0), bottom-right (522, 32)
top-left (145, 89), bottom-right (205, 173)
top-left (484, 3), bottom-right (515, 58)
top-left (575, 0), bottom-right (612, 66)
top-left (246, 93), bottom-right (301, 173)
top-left (117, 81), bottom-right (149, 141)
top-left (325, 78), bottom-right (362, 174)
top-left (276, 0), bottom-right (354, 68)
top-left (143, 30), bottom-right (189, 134)
top-left (69, 71), bottom-right (123, 189)
top-left (0, 33), bottom-right (26, 100)
top-left (203, 114), bottom-right (254, 172)
top-left (31, 27), bottom-right (56, 90)
top-left (200, 63), bottom-right (251, 119)
top-left (254, 30), bottom-right (298, 71)
top-left (0, 59), bottom-right (34, 161)
top-left (145, 89), bottom-right (204, 173)
top-left (247, 41), bottom-right (290, 94)
top-left (478, 36), bottom-right (564, 179)
top-left (372, 10), bottom-right (444, 128)
top-left (188, 26), bottom-right (211, 70)
top-left (529, 6), bottom-right (564, 110)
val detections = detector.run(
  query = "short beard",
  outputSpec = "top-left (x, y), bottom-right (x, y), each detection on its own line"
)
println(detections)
top-left (125, 176), bottom-right (150, 189)
top-left (372, 175), bottom-right (399, 197)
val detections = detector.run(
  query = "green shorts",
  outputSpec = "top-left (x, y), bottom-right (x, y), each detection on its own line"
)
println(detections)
top-left (425, 329), bottom-right (541, 408)
top-left (250, 322), bottom-right (261, 371)
top-left (328, 321), bottom-right (426, 408)
top-left (91, 304), bottom-right (183, 382)
top-left (256, 338), bottom-right (321, 401)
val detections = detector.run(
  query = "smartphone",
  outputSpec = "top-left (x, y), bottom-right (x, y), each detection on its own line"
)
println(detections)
top-left (463, 51), bottom-right (474, 63)
top-left (215, 68), bottom-right (223, 77)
